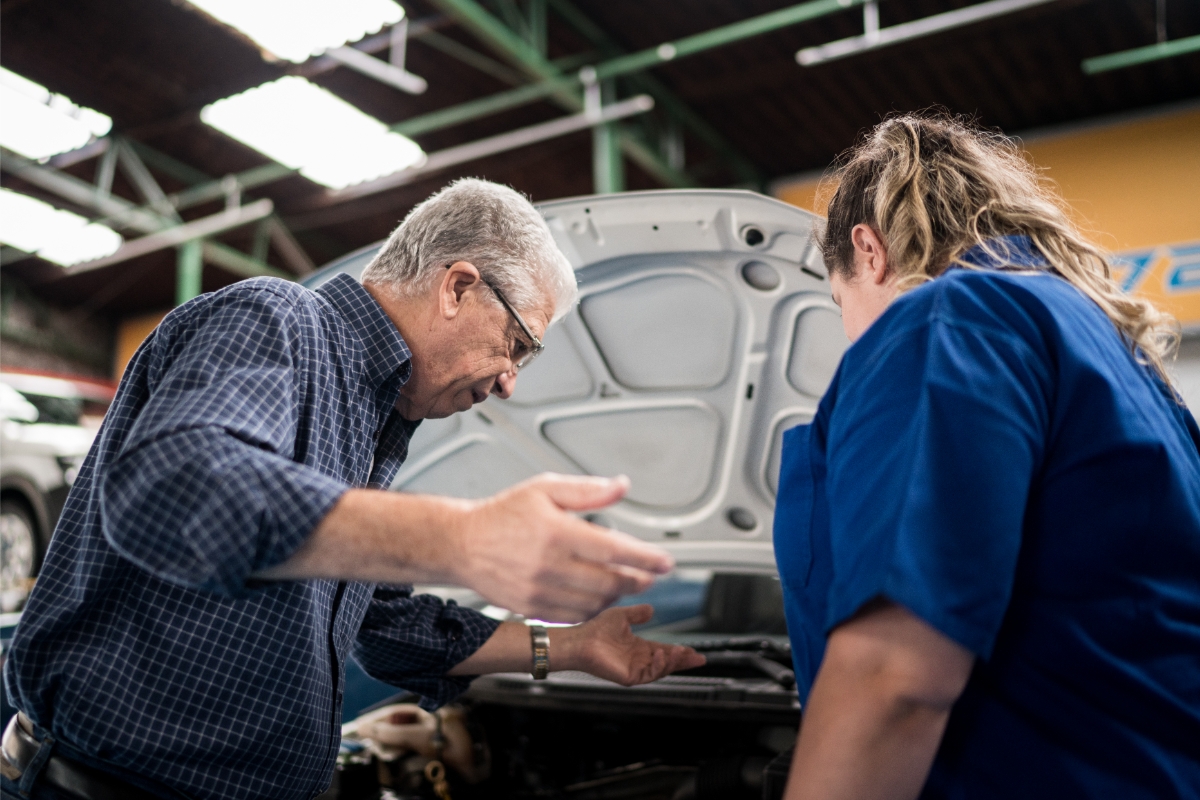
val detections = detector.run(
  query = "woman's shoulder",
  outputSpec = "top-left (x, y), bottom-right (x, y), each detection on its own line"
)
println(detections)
top-left (880, 268), bottom-right (1095, 351)
top-left (835, 269), bottom-right (1087, 401)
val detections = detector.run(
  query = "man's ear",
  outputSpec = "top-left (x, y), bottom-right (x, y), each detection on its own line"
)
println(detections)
top-left (850, 223), bottom-right (890, 286)
top-left (439, 261), bottom-right (483, 320)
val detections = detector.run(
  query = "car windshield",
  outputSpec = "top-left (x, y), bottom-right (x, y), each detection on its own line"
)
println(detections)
top-left (16, 392), bottom-right (83, 426)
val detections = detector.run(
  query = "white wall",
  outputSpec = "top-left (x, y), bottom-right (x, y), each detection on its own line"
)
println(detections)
top-left (1173, 337), bottom-right (1200, 414)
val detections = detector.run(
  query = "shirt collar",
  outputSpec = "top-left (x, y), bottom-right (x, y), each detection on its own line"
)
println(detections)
top-left (316, 273), bottom-right (412, 392)
top-left (954, 235), bottom-right (1050, 271)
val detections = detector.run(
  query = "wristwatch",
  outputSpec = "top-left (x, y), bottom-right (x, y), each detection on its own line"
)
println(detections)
top-left (529, 624), bottom-right (550, 680)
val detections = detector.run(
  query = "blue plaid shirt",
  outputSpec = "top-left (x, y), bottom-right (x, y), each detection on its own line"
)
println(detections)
top-left (4, 273), bottom-right (501, 800)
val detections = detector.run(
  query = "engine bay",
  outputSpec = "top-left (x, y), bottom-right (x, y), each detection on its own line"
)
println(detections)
top-left (324, 576), bottom-right (800, 800)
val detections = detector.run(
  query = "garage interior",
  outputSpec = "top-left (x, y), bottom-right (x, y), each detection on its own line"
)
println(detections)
top-left (1, 1), bottom-right (1198, 798)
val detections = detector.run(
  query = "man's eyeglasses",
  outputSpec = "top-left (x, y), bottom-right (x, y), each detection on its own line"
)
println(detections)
top-left (483, 278), bottom-right (543, 371)
top-left (445, 264), bottom-right (545, 371)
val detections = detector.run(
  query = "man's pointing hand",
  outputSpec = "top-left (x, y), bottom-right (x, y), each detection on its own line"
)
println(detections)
top-left (451, 473), bottom-right (673, 623)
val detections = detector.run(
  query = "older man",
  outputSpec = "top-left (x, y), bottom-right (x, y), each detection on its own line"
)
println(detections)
top-left (2, 179), bottom-right (702, 800)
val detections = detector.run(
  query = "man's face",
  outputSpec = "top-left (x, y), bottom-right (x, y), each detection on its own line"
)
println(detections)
top-left (385, 262), bottom-right (554, 421)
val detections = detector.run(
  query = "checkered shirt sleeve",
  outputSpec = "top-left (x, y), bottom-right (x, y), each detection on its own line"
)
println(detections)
top-left (99, 285), bottom-right (348, 595)
top-left (355, 585), bottom-right (502, 710)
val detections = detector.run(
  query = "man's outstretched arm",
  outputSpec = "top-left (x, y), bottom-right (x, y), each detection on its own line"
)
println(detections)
top-left (444, 605), bottom-right (706, 683)
top-left (785, 600), bottom-right (975, 800)
top-left (256, 473), bottom-right (676, 623)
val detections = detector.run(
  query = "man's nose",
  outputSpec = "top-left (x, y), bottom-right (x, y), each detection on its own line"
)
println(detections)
top-left (492, 370), bottom-right (517, 399)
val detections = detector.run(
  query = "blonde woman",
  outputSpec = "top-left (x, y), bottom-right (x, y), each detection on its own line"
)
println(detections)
top-left (773, 114), bottom-right (1200, 799)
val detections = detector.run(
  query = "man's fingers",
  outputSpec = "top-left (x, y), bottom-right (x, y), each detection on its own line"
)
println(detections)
top-left (532, 473), bottom-right (630, 512)
top-left (542, 560), bottom-right (651, 600)
top-left (671, 645), bottom-right (707, 671)
top-left (561, 519), bottom-right (674, 575)
top-left (621, 604), bottom-right (654, 626)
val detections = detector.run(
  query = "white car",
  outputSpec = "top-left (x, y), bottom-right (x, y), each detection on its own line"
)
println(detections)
top-left (0, 374), bottom-right (96, 611)
top-left (304, 189), bottom-right (848, 800)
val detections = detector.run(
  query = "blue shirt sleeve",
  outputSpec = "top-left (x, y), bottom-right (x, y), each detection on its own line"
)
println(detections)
top-left (98, 286), bottom-right (348, 596)
top-left (353, 586), bottom-right (502, 710)
top-left (825, 315), bottom-right (1050, 657)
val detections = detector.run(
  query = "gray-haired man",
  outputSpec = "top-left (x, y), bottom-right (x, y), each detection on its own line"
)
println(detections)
top-left (3, 179), bottom-right (703, 800)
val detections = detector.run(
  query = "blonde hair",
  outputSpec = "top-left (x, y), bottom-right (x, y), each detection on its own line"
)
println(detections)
top-left (819, 112), bottom-right (1179, 385)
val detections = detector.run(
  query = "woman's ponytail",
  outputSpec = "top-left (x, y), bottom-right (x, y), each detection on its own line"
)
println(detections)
top-left (819, 112), bottom-right (1179, 386)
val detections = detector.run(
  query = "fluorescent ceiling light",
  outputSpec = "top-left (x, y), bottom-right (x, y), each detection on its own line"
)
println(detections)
top-left (0, 67), bottom-right (111, 160)
top-left (201, 76), bottom-right (425, 189)
top-left (184, 0), bottom-right (405, 63)
top-left (0, 188), bottom-right (123, 266)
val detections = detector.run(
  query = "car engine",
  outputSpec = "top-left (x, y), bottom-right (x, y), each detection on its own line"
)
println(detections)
top-left (324, 576), bottom-right (800, 800)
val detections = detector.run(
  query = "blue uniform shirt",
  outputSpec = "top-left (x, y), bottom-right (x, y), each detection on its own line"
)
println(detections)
top-left (5, 274), bottom-right (500, 800)
top-left (773, 238), bottom-right (1200, 797)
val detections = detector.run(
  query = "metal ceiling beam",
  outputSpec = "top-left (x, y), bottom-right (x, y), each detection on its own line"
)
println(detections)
top-left (428, 0), bottom-right (691, 187)
top-left (407, 0), bottom-right (863, 184)
top-left (796, 0), bottom-right (1054, 66)
top-left (201, 240), bottom-right (285, 280)
top-left (325, 44), bottom-right (429, 94)
top-left (391, 77), bottom-right (577, 137)
top-left (584, 74), bottom-right (624, 193)
top-left (166, 162), bottom-right (296, 213)
top-left (67, 199), bottom-right (274, 275)
top-left (266, 217), bottom-right (316, 275)
top-left (2, 147), bottom-right (166, 233)
top-left (177, 240), bottom-right (203, 305)
top-left (28, 138), bottom-right (304, 260)
top-left (298, 15), bottom-right (451, 77)
top-left (126, 139), bottom-right (211, 186)
top-left (0, 148), bottom-right (288, 281)
top-left (1082, 34), bottom-right (1200, 75)
top-left (591, 0), bottom-right (866, 80)
top-left (331, 94), bottom-right (654, 202)
top-left (45, 137), bottom-right (298, 218)
top-left (545, 0), bottom-right (760, 185)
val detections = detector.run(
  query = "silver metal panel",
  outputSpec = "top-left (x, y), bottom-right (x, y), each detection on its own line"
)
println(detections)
top-left (787, 307), bottom-right (848, 398)
top-left (580, 273), bottom-right (737, 391)
top-left (543, 403), bottom-right (722, 509)
top-left (381, 189), bottom-right (849, 570)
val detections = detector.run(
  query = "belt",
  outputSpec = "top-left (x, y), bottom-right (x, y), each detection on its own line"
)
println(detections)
top-left (1, 712), bottom-right (161, 800)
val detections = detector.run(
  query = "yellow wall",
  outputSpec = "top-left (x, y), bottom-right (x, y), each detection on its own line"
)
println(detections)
top-left (114, 309), bottom-right (169, 381)
top-left (773, 104), bottom-right (1200, 329)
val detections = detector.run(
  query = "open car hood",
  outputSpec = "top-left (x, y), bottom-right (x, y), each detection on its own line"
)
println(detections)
top-left (305, 189), bottom-right (848, 571)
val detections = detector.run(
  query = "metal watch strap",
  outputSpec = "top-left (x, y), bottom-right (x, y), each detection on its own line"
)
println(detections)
top-left (529, 624), bottom-right (550, 680)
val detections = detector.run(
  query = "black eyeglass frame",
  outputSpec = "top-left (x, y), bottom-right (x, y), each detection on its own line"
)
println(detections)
top-left (444, 263), bottom-right (545, 371)
top-left (483, 278), bottom-right (544, 371)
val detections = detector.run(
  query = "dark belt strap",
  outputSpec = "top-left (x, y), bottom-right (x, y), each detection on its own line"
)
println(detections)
top-left (2, 712), bottom-right (161, 800)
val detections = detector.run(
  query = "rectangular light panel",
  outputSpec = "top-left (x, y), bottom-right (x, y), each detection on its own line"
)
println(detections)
top-left (0, 67), bottom-right (111, 160)
top-left (201, 76), bottom-right (425, 189)
top-left (0, 188), bottom-right (122, 266)
top-left (184, 0), bottom-right (404, 63)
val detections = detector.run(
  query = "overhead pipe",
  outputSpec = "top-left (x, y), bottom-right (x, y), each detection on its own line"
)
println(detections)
top-left (325, 45), bottom-right (428, 94)
top-left (68, 199), bottom-right (275, 275)
top-left (796, 0), bottom-right (1057, 66)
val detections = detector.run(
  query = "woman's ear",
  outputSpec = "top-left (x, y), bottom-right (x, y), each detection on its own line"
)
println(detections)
top-left (850, 224), bottom-right (889, 286)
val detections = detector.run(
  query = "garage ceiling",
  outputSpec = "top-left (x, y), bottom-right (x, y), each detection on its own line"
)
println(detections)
top-left (1, 0), bottom-right (1197, 315)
